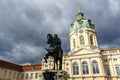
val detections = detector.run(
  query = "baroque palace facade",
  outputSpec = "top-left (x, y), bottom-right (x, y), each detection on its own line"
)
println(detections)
top-left (0, 8), bottom-right (120, 80)
top-left (42, 8), bottom-right (120, 80)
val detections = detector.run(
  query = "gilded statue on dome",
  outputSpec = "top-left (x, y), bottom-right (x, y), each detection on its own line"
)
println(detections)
top-left (70, 7), bottom-right (95, 32)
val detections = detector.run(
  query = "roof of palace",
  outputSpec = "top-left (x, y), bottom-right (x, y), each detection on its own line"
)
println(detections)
top-left (101, 48), bottom-right (120, 54)
top-left (0, 59), bottom-right (42, 71)
top-left (22, 64), bottom-right (42, 71)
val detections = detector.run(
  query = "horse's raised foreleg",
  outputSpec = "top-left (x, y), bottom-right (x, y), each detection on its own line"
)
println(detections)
top-left (44, 57), bottom-right (47, 63)
top-left (44, 53), bottom-right (49, 63)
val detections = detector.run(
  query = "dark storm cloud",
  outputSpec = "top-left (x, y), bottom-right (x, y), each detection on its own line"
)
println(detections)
top-left (0, 0), bottom-right (120, 64)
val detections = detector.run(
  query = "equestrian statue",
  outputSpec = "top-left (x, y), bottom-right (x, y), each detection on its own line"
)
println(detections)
top-left (44, 34), bottom-right (63, 70)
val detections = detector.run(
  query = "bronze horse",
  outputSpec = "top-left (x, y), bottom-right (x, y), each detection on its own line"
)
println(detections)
top-left (44, 34), bottom-right (63, 70)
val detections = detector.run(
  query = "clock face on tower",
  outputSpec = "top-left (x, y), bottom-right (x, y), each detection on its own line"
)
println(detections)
top-left (79, 30), bottom-right (83, 33)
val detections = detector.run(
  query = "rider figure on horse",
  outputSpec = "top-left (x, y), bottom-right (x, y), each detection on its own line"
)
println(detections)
top-left (54, 34), bottom-right (63, 57)
top-left (54, 34), bottom-right (63, 70)
top-left (44, 34), bottom-right (63, 70)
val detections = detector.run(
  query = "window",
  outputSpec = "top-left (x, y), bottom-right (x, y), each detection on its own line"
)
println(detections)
top-left (8, 71), bottom-right (12, 79)
top-left (103, 58), bottom-right (108, 62)
top-left (21, 73), bottom-right (24, 79)
top-left (73, 39), bottom-right (76, 47)
top-left (105, 65), bottom-right (111, 76)
top-left (113, 58), bottom-right (117, 62)
top-left (13, 72), bottom-right (16, 79)
top-left (115, 66), bottom-right (120, 75)
top-left (45, 65), bottom-right (48, 68)
top-left (73, 62), bottom-right (79, 75)
top-left (26, 73), bottom-right (28, 79)
top-left (30, 73), bottom-right (33, 79)
top-left (66, 63), bottom-right (69, 66)
top-left (92, 60), bottom-right (99, 74)
top-left (90, 36), bottom-right (94, 45)
top-left (3, 70), bottom-right (7, 79)
top-left (35, 73), bottom-right (38, 79)
top-left (17, 73), bottom-right (19, 79)
top-left (82, 61), bottom-right (89, 74)
top-left (80, 36), bottom-right (84, 45)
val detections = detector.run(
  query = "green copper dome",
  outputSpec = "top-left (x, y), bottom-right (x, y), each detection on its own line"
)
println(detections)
top-left (70, 7), bottom-right (95, 32)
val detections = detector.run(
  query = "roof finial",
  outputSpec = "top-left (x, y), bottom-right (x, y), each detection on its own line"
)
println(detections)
top-left (77, 6), bottom-right (81, 13)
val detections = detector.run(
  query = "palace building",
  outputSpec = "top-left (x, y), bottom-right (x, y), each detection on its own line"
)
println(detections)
top-left (42, 8), bottom-right (120, 80)
top-left (0, 60), bottom-right (42, 80)
top-left (0, 8), bottom-right (120, 80)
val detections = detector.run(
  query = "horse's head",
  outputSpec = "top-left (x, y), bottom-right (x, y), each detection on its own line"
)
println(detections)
top-left (47, 34), bottom-right (53, 44)
top-left (54, 34), bottom-right (58, 38)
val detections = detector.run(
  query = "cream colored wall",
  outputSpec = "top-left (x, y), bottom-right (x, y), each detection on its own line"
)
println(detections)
top-left (102, 52), bottom-right (120, 77)
top-left (41, 50), bottom-right (120, 80)
top-left (64, 55), bottom-right (105, 77)
top-left (70, 27), bottom-right (99, 53)
top-left (0, 67), bottom-right (3, 79)
top-left (0, 68), bottom-right (21, 80)
top-left (41, 49), bottom-right (120, 80)
top-left (0, 68), bottom-right (42, 80)
top-left (21, 70), bottom-right (42, 80)
top-left (110, 54), bottom-right (120, 76)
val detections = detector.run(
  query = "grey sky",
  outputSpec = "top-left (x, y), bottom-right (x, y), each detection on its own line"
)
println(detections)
top-left (0, 0), bottom-right (120, 64)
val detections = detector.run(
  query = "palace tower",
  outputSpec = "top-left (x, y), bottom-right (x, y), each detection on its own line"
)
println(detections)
top-left (69, 7), bottom-right (99, 54)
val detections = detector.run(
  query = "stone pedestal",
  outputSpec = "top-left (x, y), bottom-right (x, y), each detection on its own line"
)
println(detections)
top-left (40, 69), bottom-right (68, 80)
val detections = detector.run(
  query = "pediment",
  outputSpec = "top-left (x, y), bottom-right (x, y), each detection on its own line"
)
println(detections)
top-left (68, 48), bottom-right (100, 56)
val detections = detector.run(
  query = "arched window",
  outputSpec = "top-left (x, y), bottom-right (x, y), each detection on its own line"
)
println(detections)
top-left (92, 60), bottom-right (99, 74)
top-left (115, 66), bottom-right (120, 75)
top-left (73, 39), bottom-right (76, 47)
top-left (82, 61), bottom-right (89, 74)
top-left (90, 35), bottom-right (94, 45)
top-left (80, 36), bottom-right (84, 45)
top-left (30, 73), bottom-right (33, 79)
top-left (35, 73), bottom-right (38, 79)
top-left (3, 71), bottom-right (7, 79)
top-left (73, 62), bottom-right (79, 75)
top-left (105, 65), bottom-right (111, 76)
top-left (21, 74), bottom-right (24, 79)
top-left (26, 73), bottom-right (28, 79)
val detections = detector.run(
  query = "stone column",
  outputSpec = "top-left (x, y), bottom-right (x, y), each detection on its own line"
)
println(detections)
top-left (85, 31), bottom-right (89, 45)
top-left (89, 58), bottom-right (93, 76)
top-left (69, 59), bottom-right (73, 77)
top-left (79, 59), bottom-right (82, 76)
top-left (109, 55), bottom-right (116, 76)
top-left (99, 57), bottom-right (105, 75)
